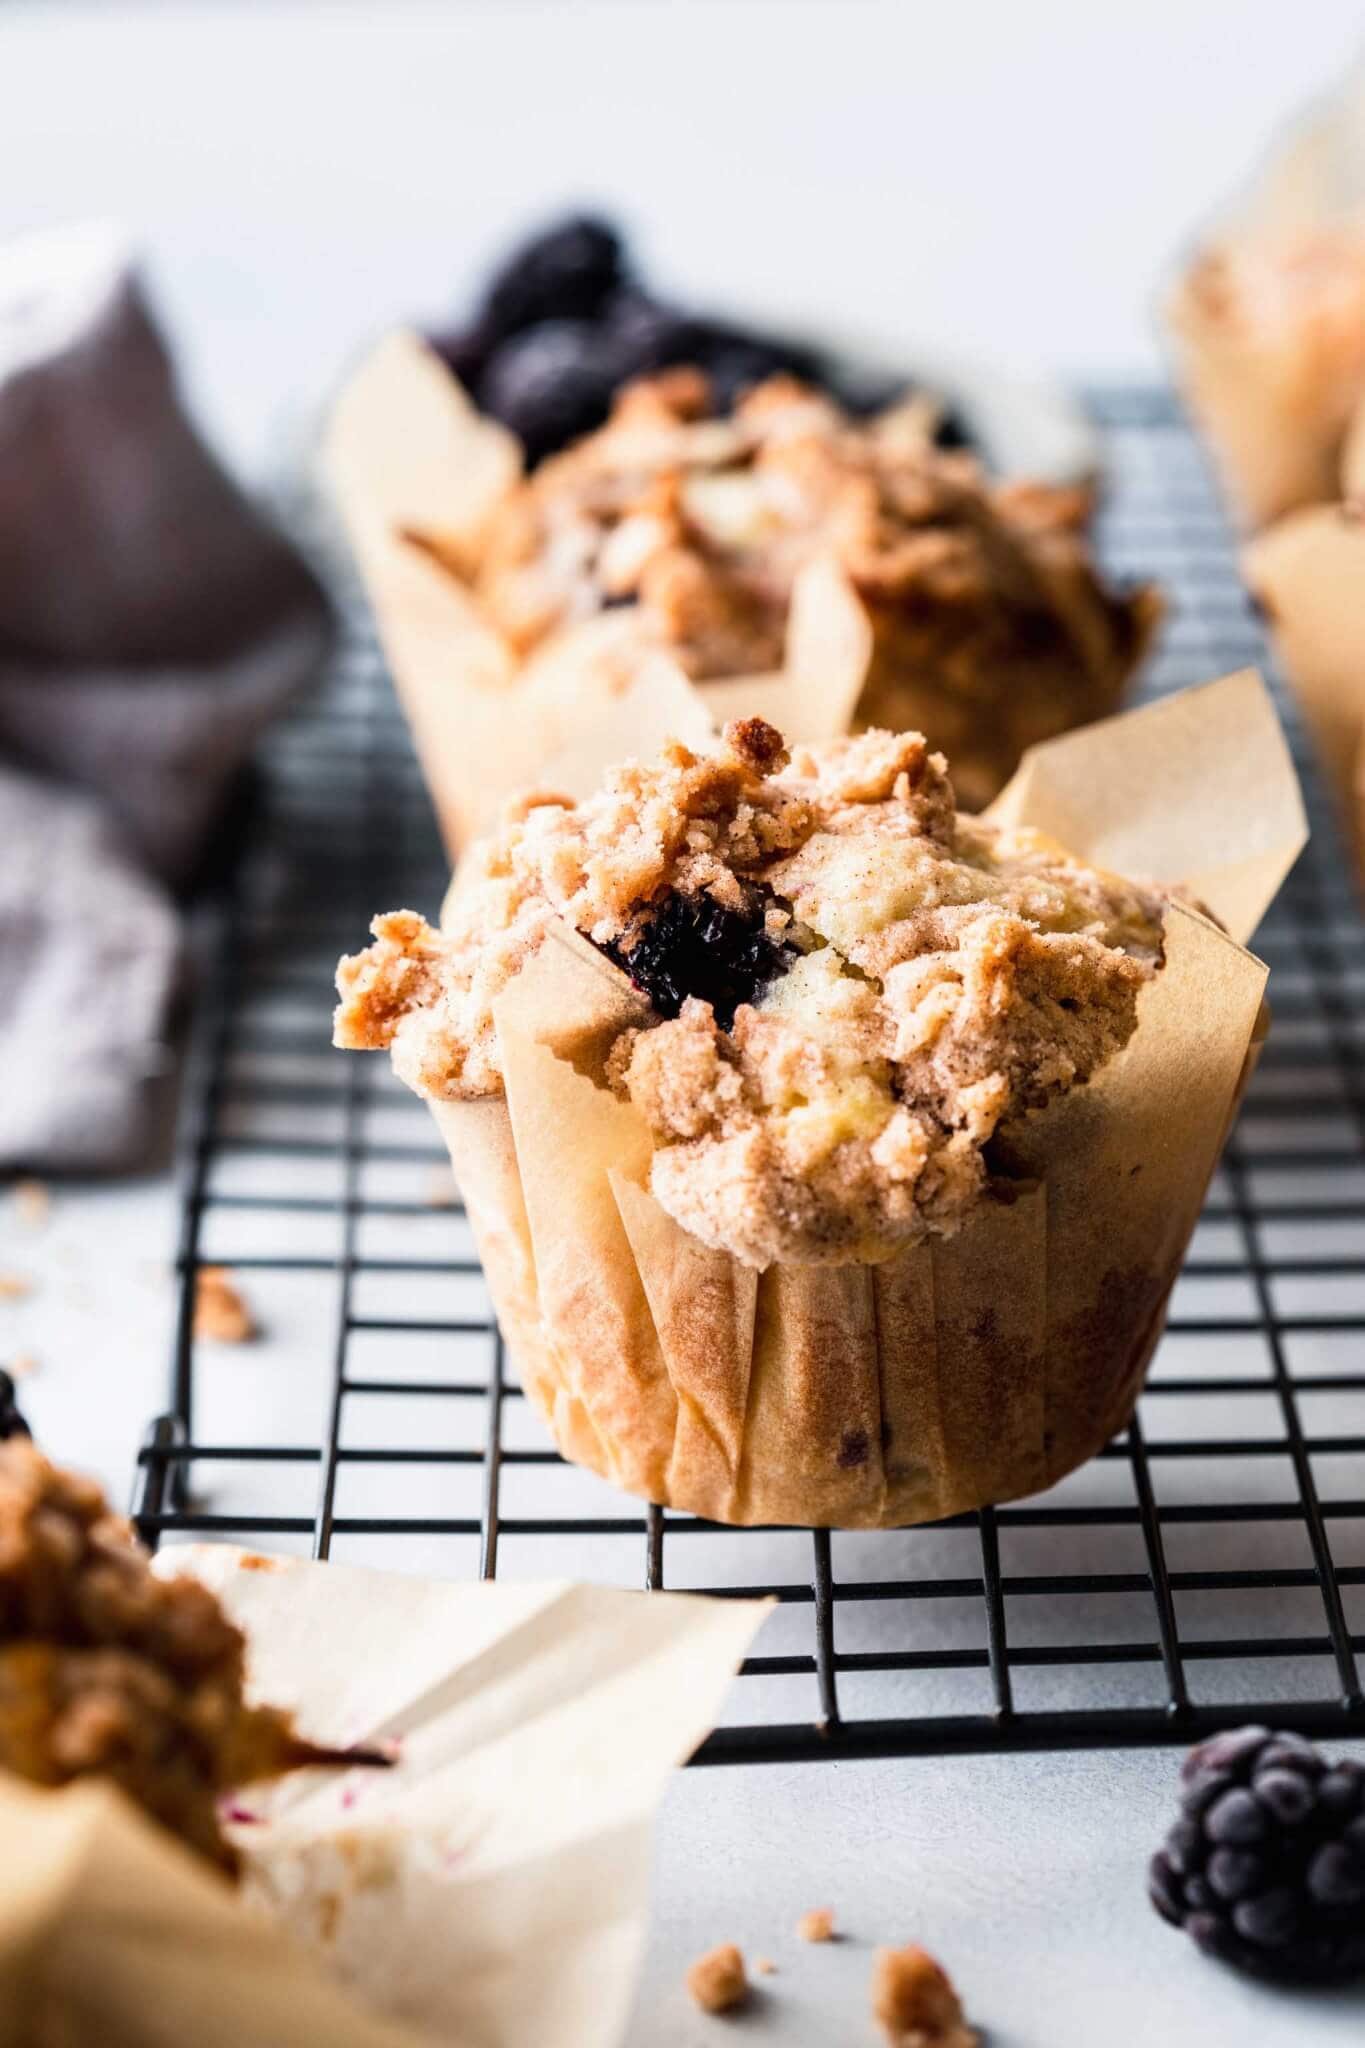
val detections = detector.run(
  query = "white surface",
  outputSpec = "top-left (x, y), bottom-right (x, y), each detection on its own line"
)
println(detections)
top-left (2, 0), bottom-right (1364, 480)
top-left (4, 4), bottom-right (1365, 2042)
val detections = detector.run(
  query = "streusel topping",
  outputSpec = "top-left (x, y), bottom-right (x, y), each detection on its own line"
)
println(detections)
top-left (336, 719), bottom-right (1164, 1266)
top-left (470, 370), bottom-right (1159, 805)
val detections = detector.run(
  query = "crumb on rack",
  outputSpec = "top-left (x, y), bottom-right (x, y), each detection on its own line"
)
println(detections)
top-left (192, 1267), bottom-right (257, 1344)
top-left (870, 1945), bottom-right (977, 2048)
top-left (686, 1943), bottom-right (749, 2014)
top-left (11, 1181), bottom-right (50, 1229)
top-left (797, 1905), bottom-right (837, 1942)
top-left (0, 1273), bottom-right (32, 1302)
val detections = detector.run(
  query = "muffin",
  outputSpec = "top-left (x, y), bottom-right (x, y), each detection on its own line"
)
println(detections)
top-left (1169, 224), bottom-right (1365, 532)
top-left (334, 676), bottom-right (1295, 1528)
top-left (323, 334), bottom-right (1159, 847)
top-left (0, 1439), bottom-right (370, 1871)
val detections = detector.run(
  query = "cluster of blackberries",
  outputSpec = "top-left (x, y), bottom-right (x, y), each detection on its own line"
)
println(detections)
top-left (1150, 1725), bottom-right (1365, 1983)
top-left (429, 213), bottom-right (941, 465)
top-left (603, 890), bottom-right (795, 1029)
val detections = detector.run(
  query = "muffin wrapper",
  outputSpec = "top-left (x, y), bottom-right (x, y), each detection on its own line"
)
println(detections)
top-left (323, 331), bottom-right (870, 854)
top-left (432, 671), bottom-right (1302, 1528)
top-left (0, 1550), bottom-right (767, 2048)
top-left (1243, 502), bottom-right (1365, 886)
top-left (1165, 64), bottom-right (1365, 532)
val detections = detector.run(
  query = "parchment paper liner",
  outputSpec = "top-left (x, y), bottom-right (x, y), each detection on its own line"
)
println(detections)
top-left (426, 671), bottom-right (1303, 1529)
top-left (0, 1556), bottom-right (768, 2048)
top-left (1165, 65), bottom-right (1365, 532)
top-left (322, 330), bottom-right (871, 854)
top-left (1243, 500), bottom-right (1365, 885)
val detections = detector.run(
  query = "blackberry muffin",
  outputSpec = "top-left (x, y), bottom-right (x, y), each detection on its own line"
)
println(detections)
top-left (468, 368), bottom-right (1158, 811)
top-left (0, 1440), bottom-right (371, 1872)
top-left (324, 336), bottom-right (1160, 847)
top-left (335, 691), bottom-right (1281, 1528)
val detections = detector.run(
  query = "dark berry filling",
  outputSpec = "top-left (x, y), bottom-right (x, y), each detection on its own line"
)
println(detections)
top-left (427, 212), bottom-right (967, 466)
top-left (602, 890), bottom-right (796, 1029)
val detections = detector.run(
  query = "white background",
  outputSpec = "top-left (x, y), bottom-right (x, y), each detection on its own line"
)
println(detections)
top-left (3, 6), bottom-right (1365, 2044)
top-left (2, 0), bottom-right (1364, 478)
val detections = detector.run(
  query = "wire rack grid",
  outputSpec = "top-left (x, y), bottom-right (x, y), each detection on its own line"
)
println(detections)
top-left (132, 388), bottom-right (1365, 1764)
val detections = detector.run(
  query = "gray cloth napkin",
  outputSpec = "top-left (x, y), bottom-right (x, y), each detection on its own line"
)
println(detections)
top-left (0, 223), bottom-right (333, 1167)
top-left (0, 764), bottom-right (180, 1172)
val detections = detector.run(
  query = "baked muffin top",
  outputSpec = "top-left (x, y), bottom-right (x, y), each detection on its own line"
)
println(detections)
top-left (336, 718), bottom-right (1164, 1267)
top-left (471, 370), bottom-right (1153, 714)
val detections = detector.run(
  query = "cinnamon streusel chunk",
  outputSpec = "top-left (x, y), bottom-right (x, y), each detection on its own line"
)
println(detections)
top-left (0, 1440), bottom-right (368, 1871)
top-left (336, 718), bottom-right (1164, 1269)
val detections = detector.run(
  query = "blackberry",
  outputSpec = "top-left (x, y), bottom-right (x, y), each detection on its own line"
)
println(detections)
top-left (478, 320), bottom-right (617, 465)
top-left (1149, 1726), bottom-right (1365, 1983)
top-left (600, 290), bottom-right (709, 381)
top-left (481, 214), bottom-right (624, 340)
top-left (603, 891), bottom-right (795, 1029)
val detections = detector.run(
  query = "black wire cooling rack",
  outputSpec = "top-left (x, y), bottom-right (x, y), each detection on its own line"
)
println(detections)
top-left (132, 388), bottom-right (1365, 1763)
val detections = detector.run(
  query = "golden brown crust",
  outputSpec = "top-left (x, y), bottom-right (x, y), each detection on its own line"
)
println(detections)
top-left (472, 371), bottom-right (1159, 804)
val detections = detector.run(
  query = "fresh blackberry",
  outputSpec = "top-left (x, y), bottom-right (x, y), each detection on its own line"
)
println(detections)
top-left (600, 291), bottom-right (709, 381)
top-left (1149, 1726), bottom-right (1365, 1983)
top-left (603, 891), bottom-right (795, 1029)
top-left (478, 320), bottom-right (617, 465)
top-left (426, 318), bottom-right (496, 392)
top-left (481, 214), bottom-right (624, 340)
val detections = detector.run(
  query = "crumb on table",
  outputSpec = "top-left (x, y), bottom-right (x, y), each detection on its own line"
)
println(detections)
top-left (0, 1273), bottom-right (32, 1302)
top-left (192, 1267), bottom-right (257, 1344)
top-left (870, 1945), bottom-right (977, 2048)
top-left (686, 1943), bottom-right (749, 2014)
top-left (7, 1352), bottom-right (38, 1380)
top-left (753, 1955), bottom-right (777, 1976)
top-left (11, 1181), bottom-right (50, 1229)
top-left (797, 1905), bottom-right (837, 1942)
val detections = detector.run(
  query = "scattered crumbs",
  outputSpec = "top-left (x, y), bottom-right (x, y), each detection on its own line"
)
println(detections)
top-left (7, 1352), bottom-right (38, 1381)
top-left (11, 1180), bottom-right (50, 1229)
top-left (192, 1266), bottom-right (258, 1344)
top-left (427, 1168), bottom-right (458, 1208)
top-left (798, 1906), bottom-right (837, 1943)
top-left (685, 1943), bottom-right (749, 2015)
top-left (0, 1273), bottom-right (32, 1302)
top-left (870, 1945), bottom-right (977, 2048)
top-left (753, 1955), bottom-right (777, 1977)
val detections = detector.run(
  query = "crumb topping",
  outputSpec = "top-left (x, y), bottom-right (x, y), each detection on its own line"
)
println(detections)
top-left (192, 1267), bottom-right (257, 1345)
top-left (686, 1942), bottom-right (750, 2014)
top-left (871, 1945), bottom-right (977, 2048)
top-left (472, 371), bottom-right (1158, 802)
top-left (336, 720), bottom-right (1163, 1268)
top-left (798, 1905), bottom-right (837, 1942)
top-left (0, 1441), bottom-right (354, 1871)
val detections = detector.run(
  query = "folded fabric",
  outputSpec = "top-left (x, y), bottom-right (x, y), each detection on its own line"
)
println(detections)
top-left (0, 222), bottom-right (332, 883)
top-left (0, 763), bottom-right (180, 1171)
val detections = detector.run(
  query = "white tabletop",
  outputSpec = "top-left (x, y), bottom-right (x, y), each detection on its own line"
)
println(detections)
top-left (4, 5), bottom-right (1365, 2042)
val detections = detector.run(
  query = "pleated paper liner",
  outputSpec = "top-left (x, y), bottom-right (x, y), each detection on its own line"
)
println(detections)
top-left (0, 1554), bottom-right (766, 2048)
top-left (1165, 62), bottom-right (1365, 533)
top-left (428, 670), bottom-right (1304, 1530)
top-left (322, 329), bottom-right (872, 856)
top-left (1244, 500), bottom-right (1365, 888)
